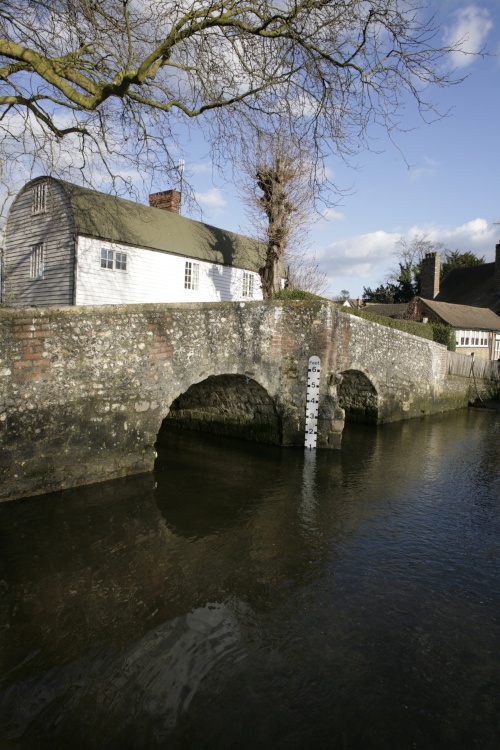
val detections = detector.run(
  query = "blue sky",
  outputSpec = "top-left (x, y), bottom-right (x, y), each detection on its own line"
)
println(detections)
top-left (181, 1), bottom-right (500, 299)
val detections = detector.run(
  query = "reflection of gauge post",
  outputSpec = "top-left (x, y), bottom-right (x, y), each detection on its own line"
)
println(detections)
top-left (304, 355), bottom-right (321, 449)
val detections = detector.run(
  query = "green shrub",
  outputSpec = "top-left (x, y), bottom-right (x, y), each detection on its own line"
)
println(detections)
top-left (429, 322), bottom-right (456, 351)
top-left (270, 288), bottom-right (324, 301)
top-left (342, 307), bottom-right (434, 341)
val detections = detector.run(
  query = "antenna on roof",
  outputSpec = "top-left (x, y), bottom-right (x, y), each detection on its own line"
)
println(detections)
top-left (176, 159), bottom-right (185, 214)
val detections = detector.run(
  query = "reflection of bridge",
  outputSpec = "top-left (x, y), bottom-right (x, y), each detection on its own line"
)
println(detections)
top-left (0, 300), bottom-right (496, 501)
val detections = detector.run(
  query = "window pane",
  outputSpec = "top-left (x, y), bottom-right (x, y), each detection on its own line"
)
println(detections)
top-left (101, 249), bottom-right (113, 269)
top-left (32, 183), bottom-right (47, 214)
top-left (184, 261), bottom-right (192, 289)
top-left (30, 243), bottom-right (44, 278)
top-left (115, 252), bottom-right (127, 271)
top-left (243, 272), bottom-right (254, 298)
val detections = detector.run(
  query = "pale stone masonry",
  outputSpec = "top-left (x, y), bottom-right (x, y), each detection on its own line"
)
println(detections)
top-left (1, 301), bottom-right (498, 503)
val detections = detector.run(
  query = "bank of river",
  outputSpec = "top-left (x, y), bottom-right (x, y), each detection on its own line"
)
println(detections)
top-left (0, 408), bottom-right (499, 749)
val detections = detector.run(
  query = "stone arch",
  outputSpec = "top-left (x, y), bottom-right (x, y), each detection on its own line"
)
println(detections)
top-left (157, 374), bottom-right (281, 444)
top-left (337, 369), bottom-right (379, 424)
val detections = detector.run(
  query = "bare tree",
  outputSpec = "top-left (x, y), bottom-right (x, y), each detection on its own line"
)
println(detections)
top-left (237, 132), bottom-right (329, 297)
top-left (363, 233), bottom-right (448, 303)
top-left (389, 234), bottom-right (447, 299)
top-left (285, 246), bottom-right (329, 298)
top-left (0, 0), bottom-right (463, 208)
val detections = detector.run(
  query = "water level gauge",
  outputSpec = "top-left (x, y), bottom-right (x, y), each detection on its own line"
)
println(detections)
top-left (304, 355), bottom-right (321, 449)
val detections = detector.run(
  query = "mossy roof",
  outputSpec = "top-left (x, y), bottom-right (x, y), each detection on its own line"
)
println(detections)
top-left (55, 179), bottom-right (266, 273)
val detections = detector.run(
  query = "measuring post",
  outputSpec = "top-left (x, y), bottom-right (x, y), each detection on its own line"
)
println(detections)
top-left (304, 355), bottom-right (321, 449)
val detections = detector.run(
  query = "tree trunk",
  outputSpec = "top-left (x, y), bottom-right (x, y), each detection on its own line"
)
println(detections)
top-left (260, 243), bottom-right (284, 298)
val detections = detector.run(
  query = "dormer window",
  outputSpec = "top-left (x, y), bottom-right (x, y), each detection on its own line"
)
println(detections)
top-left (32, 182), bottom-right (48, 214)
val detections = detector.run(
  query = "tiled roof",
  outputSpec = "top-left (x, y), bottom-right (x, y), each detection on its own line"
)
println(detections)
top-left (419, 298), bottom-right (500, 330)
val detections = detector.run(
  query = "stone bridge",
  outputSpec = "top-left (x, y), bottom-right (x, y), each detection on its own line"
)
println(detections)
top-left (0, 300), bottom-right (494, 502)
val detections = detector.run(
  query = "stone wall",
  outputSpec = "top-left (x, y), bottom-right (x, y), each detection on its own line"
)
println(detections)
top-left (1, 301), bottom-right (498, 503)
top-left (0, 302), bottom-right (342, 502)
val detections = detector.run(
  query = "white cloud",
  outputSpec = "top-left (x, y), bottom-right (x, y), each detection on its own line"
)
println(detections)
top-left (194, 187), bottom-right (227, 208)
top-left (318, 218), bottom-right (498, 296)
top-left (191, 162), bottom-right (213, 175)
top-left (444, 6), bottom-right (493, 68)
top-left (409, 155), bottom-right (441, 182)
top-left (319, 230), bottom-right (400, 279)
top-left (321, 207), bottom-right (345, 222)
top-left (406, 217), bottom-right (496, 253)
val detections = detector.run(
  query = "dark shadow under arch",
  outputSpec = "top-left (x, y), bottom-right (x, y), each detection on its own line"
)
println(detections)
top-left (157, 374), bottom-right (281, 445)
top-left (338, 370), bottom-right (378, 424)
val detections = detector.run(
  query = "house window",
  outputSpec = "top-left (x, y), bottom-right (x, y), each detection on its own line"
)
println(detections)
top-left (455, 330), bottom-right (488, 348)
top-left (100, 248), bottom-right (127, 271)
top-left (242, 272), bottom-right (254, 298)
top-left (115, 251), bottom-right (127, 271)
top-left (184, 261), bottom-right (199, 290)
top-left (30, 243), bottom-right (44, 278)
top-left (32, 182), bottom-right (47, 214)
top-left (101, 248), bottom-right (114, 269)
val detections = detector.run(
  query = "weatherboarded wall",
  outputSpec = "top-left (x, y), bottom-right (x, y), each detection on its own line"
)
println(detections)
top-left (1, 302), bottom-right (498, 503)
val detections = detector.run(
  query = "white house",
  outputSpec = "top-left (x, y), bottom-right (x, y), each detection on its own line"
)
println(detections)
top-left (1, 177), bottom-right (267, 306)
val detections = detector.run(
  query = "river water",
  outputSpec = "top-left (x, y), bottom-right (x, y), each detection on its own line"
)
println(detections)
top-left (0, 408), bottom-right (499, 749)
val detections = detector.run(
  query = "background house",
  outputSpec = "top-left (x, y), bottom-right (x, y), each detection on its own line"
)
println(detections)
top-left (420, 245), bottom-right (500, 314)
top-left (417, 245), bottom-right (500, 360)
top-left (1, 177), bottom-right (267, 307)
top-left (416, 298), bottom-right (500, 360)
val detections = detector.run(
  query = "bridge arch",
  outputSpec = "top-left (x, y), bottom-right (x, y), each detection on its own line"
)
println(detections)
top-left (337, 369), bottom-right (379, 424)
top-left (157, 373), bottom-right (282, 445)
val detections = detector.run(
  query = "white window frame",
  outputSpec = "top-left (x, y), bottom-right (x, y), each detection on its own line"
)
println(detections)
top-left (184, 261), bottom-right (199, 290)
top-left (242, 271), bottom-right (254, 298)
top-left (32, 182), bottom-right (48, 215)
top-left (100, 248), bottom-right (127, 271)
top-left (30, 242), bottom-right (44, 279)
top-left (455, 329), bottom-right (489, 348)
top-left (115, 251), bottom-right (127, 271)
top-left (101, 248), bottom-right (114, 270)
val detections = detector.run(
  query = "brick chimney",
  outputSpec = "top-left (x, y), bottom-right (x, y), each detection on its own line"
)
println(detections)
top-left (495, 243), bottom-right (500, 293)
top-left (420, 251), bottom-right (440, 299)
top-left (149, 189), bottom-right (181, 214)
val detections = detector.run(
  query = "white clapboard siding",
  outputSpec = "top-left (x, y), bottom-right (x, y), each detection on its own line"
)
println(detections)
top-left (75, 237), bottom-right (263, 305)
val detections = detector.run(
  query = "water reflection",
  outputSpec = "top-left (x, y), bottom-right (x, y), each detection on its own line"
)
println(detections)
top-left (0, 410), bottom-right (499, 749)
